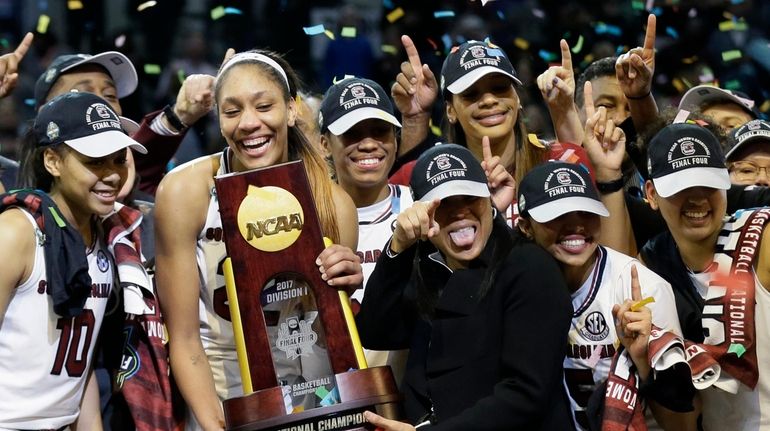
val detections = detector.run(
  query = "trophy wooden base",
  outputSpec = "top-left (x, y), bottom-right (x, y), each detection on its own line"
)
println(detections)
top-left (224, 366), bottom-right (402, 431)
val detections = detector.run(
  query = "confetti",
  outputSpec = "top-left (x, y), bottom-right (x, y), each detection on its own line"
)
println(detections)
top-left (688, 8), bottom-right (698, 18)
top-left (324, 30), bottom-right (335, 40)
top-left (442, 34), bottom-right (452, 52)
top-left (427, 38), bottom-right (438, 50)
top-left (210, 6), bottom-right (225, 20)
top-left (303, 24), bottom-right (326, 36)
top-left (532, 8), bottom-right (545, 19)
top-left (383, 0), bottom-right (393, 8)
top-left (381, 44), bottom-right (397, 55)
top-left (594, 22), bottom-right (622, 37)
top-left (67, 0), bottom-right (83, 10)
top-left (645, 0), bottom-right (654, 10)
top-left (24, 98), bottom-right (35, 107)
top-left (496, 11), bottom-right (505, 20)
top-left (538, 49), bottom-right (558, 62)
top-left (672, 78), bottom-right (686, 93)
top-left (682, 55), bottom-right (699, 64)
top-left (36, 15), bottom-right (50, 34)
top-left (340, 26), bottom-right (356, 38)
top-left (630, 297), bottom-right (655, 312)
top-left (571, 35), bottom-right (584, 54)
top-left (429, 119), bottom-right (441, 137)
top-left (433, 10), bottom-right (455, 19)
top-left (0, 39), bottom-right (8, 49)
top-left (386, 7), bottom-right (404, 23)
top-left (760, 100), bottom-right (770, 112)
top-left (724, 79), bottom-right (741, 90)
top-left (514, 38), bottom-right (529, 50)
top-left (721, 50), bottom-right (742, 62)
top-left (666, 27), bottom-right (679, 39)
top-left (631, 0), bottom-right (645, 10)
top-left (144, 64), bottom-right (161, 75)
top-left (177, 69), bottom-right (186, 85)
top-left (223, 7), bottom-right (243, 15)
top-left (698, 68), bottom-right (714, 83)
top-left (727, 343), bottom-right (746, 357)
top-left (114, 34), bottom-right (126, 48)
top-left (731, 0), bottom-right (744, 4)
top-left (136, 0), bottom-right (157, 12)
top-left (528, 133), bottom-right (545, 148)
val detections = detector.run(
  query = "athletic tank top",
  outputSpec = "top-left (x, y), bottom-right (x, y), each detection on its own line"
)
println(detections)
top-left (0, 209), bottom-right (113, 430)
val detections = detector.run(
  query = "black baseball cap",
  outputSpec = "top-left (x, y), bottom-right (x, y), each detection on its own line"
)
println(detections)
top-left (319, 77), bottom-right (401, 135)
top-left (34, 51), bottom-right (138, 109)
top-left (678, 85), bottom-right (757, 119)
top-left (410, 143), bottom-right (490, 202)
top-left (647, 123), bottom-right (730, 198)
top-left (440, 41), bottom-right (521, 94)
top-left (517, 162), bottom-right (608, 223)
top-left (726, 119), bottom-right (770, 160)
top-left (34, 92), bottom-right (147, 157)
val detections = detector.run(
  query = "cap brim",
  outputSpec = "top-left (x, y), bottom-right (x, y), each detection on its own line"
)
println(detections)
top-left (652, 167), bottom-right (731, 198)
top-left (327, 107), bottom-right (402, 135)
top-left (420, 180), bottom-right (490, 202)
top-left (62, 52), bottom-right (138, 98)
top-left (119, 116), bottom-right (140, 135)
top-left (446, 67), bottom-right (522, 94)
top-left (64, 130), bottom-right (148, 158)
top-left (678, 86), bottom-right (755, 117)
top-left (528, 196), bottom-right (609, 223)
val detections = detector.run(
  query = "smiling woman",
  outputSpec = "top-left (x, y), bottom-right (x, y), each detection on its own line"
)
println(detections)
top-left (153, 49), bottom-right (363, 430)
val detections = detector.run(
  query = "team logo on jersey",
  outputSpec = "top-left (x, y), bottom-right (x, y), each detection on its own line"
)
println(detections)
top-left (97, 249), bottom-right (110, 272)
top-left (237, 185), bottom-right (304, 252)
top-left (276, 316), bottom-right (318, 360)
top-left (578, 311), bottom-right (609, 342)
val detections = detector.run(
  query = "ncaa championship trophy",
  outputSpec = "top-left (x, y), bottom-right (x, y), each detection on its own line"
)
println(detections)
top-left (214, 160), bottom-right (401, 431)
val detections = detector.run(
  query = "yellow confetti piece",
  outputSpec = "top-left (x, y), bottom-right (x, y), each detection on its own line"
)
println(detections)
top-left (36, 15), bottom-right (50, 34)
top-left (386, 7), bottom-right (405, 23)
top-left (210, 6), bottom-right (225, 20)
top-left (672, 78), bottom-right (685, 93)
top-left (324, 30), bottom-right (335, 40)
top-left (429, 119), bottom-right (442, 137)
top-left (144, 64), bottom-right (161, 75)
top-left (719, 20), bottom-right (735, 31)
top-left (760, 100), bottom-right (770, 113)
top-left (681, 77), bottom-right (693, 89)
top-left (381, 44), bottom-right (397, 55)
top-left (721, 50), bottom-right (742, 62)
top-left (513, 37), bottom-right (529, 50)
top-left (341, 27), bottom-right (356, 38)
top-left (527, 133), bottom-right (545, 148)
top-left (630, 297), bottom-right (655, 312)
top-left (67, 0), bottom-right (83, 10)
top-left (682, 55), bottom-right (699, 64)
top-left (137, 0), bottom-right (157, 12)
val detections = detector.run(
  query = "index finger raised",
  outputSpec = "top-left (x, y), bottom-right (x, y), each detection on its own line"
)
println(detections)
top-left (482, 135), bottom-right (493, 162)
top-left (13, 32), bottom-right (33, 60)
top-left (642, 14), bottom-right (656, 58)
top-left (630, 264), bottom-right (642, 301)
top-left (559, 39), bottom-right (572, 71)
top-left (583, 81), bottom-right (595, 118)
top-left (401, 35), bottom-right (423, 80)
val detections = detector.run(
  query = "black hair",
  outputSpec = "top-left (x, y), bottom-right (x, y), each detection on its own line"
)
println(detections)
top-left (575, 56), bottom-right (617, 107)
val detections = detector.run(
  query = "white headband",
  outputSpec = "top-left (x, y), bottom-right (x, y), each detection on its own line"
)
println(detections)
top-left (217, 52), bottom-right (290, 91)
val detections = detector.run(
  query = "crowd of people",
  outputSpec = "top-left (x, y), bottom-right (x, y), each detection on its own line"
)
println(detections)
top-left (0, 3), bottom-right (769, 431)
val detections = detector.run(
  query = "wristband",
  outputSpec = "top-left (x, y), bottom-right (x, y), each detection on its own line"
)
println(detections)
top-left (595, 177), bottom-right (625, 194)
top-left (626, 90), bottom-right (651, 100)
top-left (163, 104), bottom-right (188, 131)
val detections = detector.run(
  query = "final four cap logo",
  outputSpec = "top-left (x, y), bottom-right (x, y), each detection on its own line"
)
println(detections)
top-left (237, 185), bottom-right (304, 252)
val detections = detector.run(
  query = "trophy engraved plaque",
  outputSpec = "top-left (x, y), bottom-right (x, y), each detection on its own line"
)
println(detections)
top-left (214, 160), bottom-right (400, 431)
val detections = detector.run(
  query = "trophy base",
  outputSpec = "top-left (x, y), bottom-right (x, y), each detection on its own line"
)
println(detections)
top-left (224, 366), bottom-right (402, 431)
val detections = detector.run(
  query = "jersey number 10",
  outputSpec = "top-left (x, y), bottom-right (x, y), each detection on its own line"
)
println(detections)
top-left (51, 310), bottom-right (96, 377)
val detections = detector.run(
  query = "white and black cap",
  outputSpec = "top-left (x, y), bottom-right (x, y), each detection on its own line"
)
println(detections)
top-left (678, 85), bottom-right (757, 119)
top-left (517, 161), bottom-right (608, 223)
top-left (410, 143), bottom-right (490, 202)
top-left (726, 119), bottom-right (770, 160)
top-left (647, 123), bottom-right (730, 198)
top-left (319, 77), bottom-right (401, 135)
top-left (34, 92), bottom-right (147, 157)
top-left (440, 40), bottom-right (521, 94)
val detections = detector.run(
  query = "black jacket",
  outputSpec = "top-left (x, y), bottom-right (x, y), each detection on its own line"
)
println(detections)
top-left (357, 218), bottom-right (575, 430)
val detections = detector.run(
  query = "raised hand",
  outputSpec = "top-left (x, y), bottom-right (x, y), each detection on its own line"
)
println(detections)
top-left (0, 32), bottom-right (33, 98)
top-left (391, 35), bottom-right (438, 118)
top-left (481, 136), bottom-right (515, 212)
top-left (316, 244), bottom-right (363, 293)
top-left (390, 199), bottom-right (441, 254)
top-left (616, 14), bottom-right (656, 99)
top-left (612, 265), bottom-right (652, 379)
top-left (582, 81), bottom-right (625, 181)
top-left (536, 39), bottom-right (575, 109)
top-left (173, 74), bottom-right (215, 127)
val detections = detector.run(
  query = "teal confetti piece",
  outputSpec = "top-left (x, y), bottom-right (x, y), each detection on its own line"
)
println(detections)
top-left (727, 343), bottom-right (746, 358)
top-left (383, 0), bottom-right (393, 8)
top-left (314, 386), bottom-right (329, 400)
top-left (631, 0), bottom-right (645, 10)
top-left (434, 10), bottom-right (455, 19)
top-left (594, 22), bottom-right (622, 37)
top-left (223, 7), bottom-right (242, 15)
top-left (303, 24), bottom-right (325, 36)
top-left (0, 39), bottom-right (8, 49)
top-left (666, 27), bottom-right (679, 39)
top-left (538, 49), bottom-right (558, 62)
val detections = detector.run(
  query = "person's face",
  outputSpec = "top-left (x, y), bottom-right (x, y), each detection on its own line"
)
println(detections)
top-left (45, 146), bottom-right (128, 219)
top-left (521, 211), bottom-right (601, 270)
top-left (322, 119), bottom-right (396, 192)
top-left (117, 149), bottom-right (136, 201)
top-left (429, 195), bottom-right (493, 270)
top-left (646, 183), bottom-right (727, 245)
top-left (728, 143), bottom-right (770, 187)
top-left (217, 64), bottom-right (296, 172)
top-left (702, 102), bottom-right (753, 131)
top-left (585, 75), bottom-right (629, 125)
top-left (446, 73), bottom-right (519, 149)
top-left (47, 65), bottom-right (122, 115)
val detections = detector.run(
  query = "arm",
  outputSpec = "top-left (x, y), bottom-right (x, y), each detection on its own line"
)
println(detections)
top-left (391, 35), bottom-right (438, 157)
top-left (616, 14), bottom-right (658, 134)
top-left (536, 39), bottom-right (583, 145)
top-left (317, 185), bottom-right (363, 294)
top-left (155, 162), bottom-right (224, 431)
top-left (72, 370), bottom-right (103, 431)
top-left (0, 209), bottom-right (34, 321)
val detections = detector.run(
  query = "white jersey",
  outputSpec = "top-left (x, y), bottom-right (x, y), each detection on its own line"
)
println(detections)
top-left (563, 246), bottom-right (682, 431)
top-left (0, 209), bottom-right (113, 430)
top-left (694, 272), bottom-right (770, 430)
top-left (352, 184), bottom-right (412, 381)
